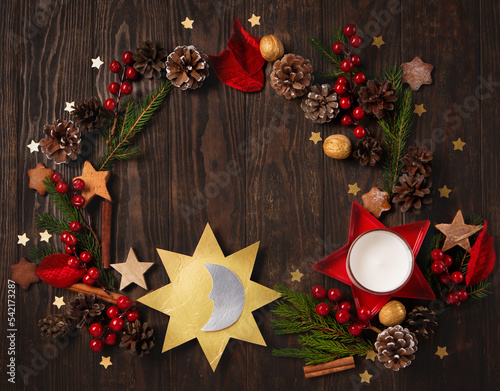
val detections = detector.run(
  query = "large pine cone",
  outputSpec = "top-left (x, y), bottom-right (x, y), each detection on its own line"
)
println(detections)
top-left (357, 80), bottom-right (397, 119)
top-left (39, 119), bottom-right (81, 164)
top-left (375, 325), bottom-right (418, 371)
top-left (405, 306), bottom-right (438, 339)
top-left (67, 293), bottom-right (105, 328)
top-left (353, 136), bottom-right (383, 166)
top-left (300, 84), bottom-right (339, 123)
top-left (119, 320), bottom-right (155, 357)
top-left (166, 45), bottom-right (209, 90)
top-left (270, 54), bottom-right (313, 99)
top-left (401, 146), bottom-right (433, 177)
top-left (71, 97), bottom-right (107, 132)
top-left (392, 174), bottom-right (432, 213)
top-left (133, 41), bottom-right (168, 79)
top-left (38, 314), bottom-right (75, 338)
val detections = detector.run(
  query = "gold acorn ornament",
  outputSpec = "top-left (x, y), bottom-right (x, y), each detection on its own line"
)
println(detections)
top-left (323, 134), bottom-right (352, 159)
top-left (379, 300), bottom-right (406, 327)
top-left (260, 35), bottom-right (285, 62)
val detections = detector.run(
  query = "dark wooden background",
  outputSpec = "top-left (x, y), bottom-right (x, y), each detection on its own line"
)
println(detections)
top-left (1, 0), bottom-right (499, 390)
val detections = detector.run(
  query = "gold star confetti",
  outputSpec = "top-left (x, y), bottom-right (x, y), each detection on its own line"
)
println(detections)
top-left (100, 356), bottom-right (113, 369)
top-left (413, 104), bottom-right (426, 117)
top-left (359, 370), bottom-right (373, 383)
top-left (27, 140), bottom-right (39, 153)
top-left (438, 185), bottom-right (452, 198)
top-left (452, 138), bottom-right (466, 151)
top-left (365, 350), bottom-right (377, 361)
top-left (18, 233), bottom-right (30, 246)
top-left (372, 36), bottom-right (385, 49)
top-left (111, 248), bottom-right (154, 290)
top-left (348, 183), bottom-right (361, 196)
top-left (91, 56), bottom-right (104, 69)
top-left (290, 269), bottom-right (304, 282)
top-left (435, 346), bottom-right (448, 359)
top-left (181, 17), bottom-right (194, 29)
top-left (40, 230), bottom-right (52, 243)
top-left (248, 13), bottom-right (261, 27)
top-left (64, 101), bottom-right (75, 113)
top-left (309, 132), bottom-right (322, 144)
top-left (435, 210), bottom-right (483, 252)
top-left (52, 296), bottom-right (65, 309)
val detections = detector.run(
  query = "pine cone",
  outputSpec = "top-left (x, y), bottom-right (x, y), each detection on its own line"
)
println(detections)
top-left (119, 320), bottom-right (155, 357)
top-left (357, 80), bottom-right (397, 119)
top-left (67, 293), bottom-right (105, 328)
top-left (166, 45), bottom-right (209, 90)
top-left (38, 314), bottom-right (75, 338)
top-left (39, 119), bottom-right (81, 164)
top-left (300, 84), bottom-right (339, 123)
top-left (71, 97), bottom-right (107, 132)
top-left (401, 146), bottom-right (433, 177)
top-left (375, 325), bottom-right (418, 371)
top-left (270, 54), bottom-right (313, 99)
top-left (405, 306), bottom-right (438, 339)
top-left (133, 41), bottom-right (168, 79)
top-left (353, 137), bottom-right (383, 166)
top-left (392, 174), bottom-right (432, 213)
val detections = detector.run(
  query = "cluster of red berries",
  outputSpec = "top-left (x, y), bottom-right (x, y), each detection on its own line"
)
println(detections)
top-left (51, 171), bottom-right (86, 207)
top-left (430, 249), bottom-right (468, 305)
top-left (89, 295), bottom-right (139, 352)
top-left (312, 285), bottom-right (372, 336)
top-left (332, 24), bottom-right (368, 139)
top-left (105, 51), bottom-right (137, 114)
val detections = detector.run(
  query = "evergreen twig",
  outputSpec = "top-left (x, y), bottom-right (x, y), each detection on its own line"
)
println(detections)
top-left (30, 244), bottom-right (60, 264)
top-left (466, 280), bottom-right (492, 301)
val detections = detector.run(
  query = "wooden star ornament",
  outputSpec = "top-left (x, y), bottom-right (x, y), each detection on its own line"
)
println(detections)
top-left (111, 248), bottom-right (154, 290)
top-left (10, 258), bottom-right (40, 290)
top-left (435, 210), bottom-right (483, 252)
top-left (402, 57), bottom-right (433, 91)
top-left (74, 161), bottom-right (111, 207)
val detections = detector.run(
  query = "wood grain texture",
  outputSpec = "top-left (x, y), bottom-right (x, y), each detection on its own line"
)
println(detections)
top-left (1, 1), bottom-right (499, 390)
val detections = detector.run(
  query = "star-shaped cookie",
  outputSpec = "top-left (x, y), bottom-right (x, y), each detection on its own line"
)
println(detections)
top-left (401, 57), bottom-right (433, 91)
top-left (435, 210), bottom-right (483, 252)
top-left (361, 187), bottom-right (391, 218)
top-left (74, 161), bottom-right (111, 207)
top-left (10, 258), bottom-right (40, 290)
top-left (28, 163), bottom-right (54, 195)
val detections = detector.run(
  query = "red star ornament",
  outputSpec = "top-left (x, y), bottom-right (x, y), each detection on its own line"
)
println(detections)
top-left (313, 202), bottom-right (435, 318)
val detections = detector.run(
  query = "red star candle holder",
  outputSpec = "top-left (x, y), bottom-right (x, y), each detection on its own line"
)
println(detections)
top-left (313, 202), bottom-right (435, 318)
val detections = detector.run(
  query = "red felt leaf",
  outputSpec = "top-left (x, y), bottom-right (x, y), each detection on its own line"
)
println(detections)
top-left (208, 19), bottom-right (265, 92)
top-left (36, 253), bottom-right (87, 288)
top-left (466, 221), bottom-right (496, 286)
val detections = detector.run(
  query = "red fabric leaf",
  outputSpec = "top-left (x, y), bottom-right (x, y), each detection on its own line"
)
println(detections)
top-left (36, 254), bottom-right (87, 288)
top-left (466, 221), bottom-right (496, 286)
top-left (208, 19), bottom-right (265, 92)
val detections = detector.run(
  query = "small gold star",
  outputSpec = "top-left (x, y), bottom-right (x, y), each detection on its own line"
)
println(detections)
top-left (359, 370), bottom-right (373, 383)
top-left (290, 269), bottom-right (304, 282)
top-left (365, 350), bottom-right (377, 361)
top-left (248, 13), bottom-right (261, 27)
top-left (414, 104), bottom-right (426, 117)
top-left (100, 356), bottom-right (113, 369)
top-left (452, 138), bottom-right (466, 151)
top-left (181, 17), bottom-right (194, 29)
top-left (309, 132), bottom-right (322, 144)
top-left (372, 36), bottom-right (385, 49)
top-left (91, 56), bottom-right (104, 69)
top-left (348, 183), bottom-right (361, 196)
top-left (52, 296), bottom-right (65, 309)
top-left (40, 230), bottom-right (52, 243)
top-left (438, 185), bottom-right (452, 198)
top-left (64, 101), bottom-right (75, 113)
top-left (17, 233), bottom-right (30, 246)
top-left (27, 140), bottom-right (40, 153)
top-left (435, 346), bottom-right (448, 359)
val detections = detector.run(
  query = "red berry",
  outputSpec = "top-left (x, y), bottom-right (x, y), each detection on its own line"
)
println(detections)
top-left (71, 195), bottom-right (85, 207)
top-left (80, 251), bottom-right (92, 263)
top-left (89, 323), bottom-right (104, 337)
top-left (65, 233), bottom-right (77, 247)
top-left (312, 285), bottom-right (327, 299)
top-left (122, 51), bottom-right (134, 65)
top-left (60, 231), bottom-right (71, 244)
top-left (341, 114), bottom-right (353, 126)
top-left (125, 66), bottom-right (138, 80)
top-left (352, 107), bottom-right (364, 119)
top-left (339, 301), bottom-right (352, 312)
top-left (83, 274), bottom-right (95, 285)
top-left (108, 82), bottom-right (120, 95)
top-left (335, 83), bottom-right (347, 95)
top-left (50, 172), bottom-right (63, 183)
top-left (439, 273), bottom-right (451, 284)
top-left (353, 126), bottom-right (366, 139)
top-left (353, 72), bottom-right (366, 84)
top-left (107, 306), bottom-right (120, 319)
top-left (56, 181), bottom-right (69, 194)
top-left (87, 267), bottom-right (100, 280)
top-left (117, 295), bottom-right (132, 311)
top-left (336, 76), bottom-right (348, 85)
top-left (72, 178), bottom-right (85, 191)
top-left (339, 97), bottom-right (352, 110)
top-left (104, 332), bottom-right (117, 345)
top-left (332, 42), bottom-right (344, 55)
top-left (327, 288), bottom-right (342, 302)
top-left (67, 256), bottom-right (80, 269)
top-left (446, 292), bottom-right (460, 305)
top-left (104, 98), bottom-right (117, 111)
top-left (90, 339), bottom-right (104, 352)
top-left (357, 307), bottom-right (371, 322)
top-left (127, 310), bottom-right (140, 322)
top-left (431, 249), bottom-right (444, 262)
top-left (348, 323), bottom-right (364, 336)
top-left (120, 81), bottom-right (133, 95)
top-left (109, 60), bottom-right (122, 73)
top-left (69, 221), bottom-right (82, 232)
top-left (65, 245), bottom-right (73, 255)
top-left (350, 55), bottom-right (361, 67)
top-left (340, 59), bottom-right (354, 72)
top-left (335, 309), bottom-right (350, 324)
top-left (431, 261), bottom-right (445, 274)
top-left (343, 24), bottom-right (356, 37)
top-left (450, 271), bottom-right (464, 284)
top-left (110, 317), bottom-right (124, 331)
top-left (349, 35), bottom-right (362, 48)
top-left (457, 289), bottom-right (468, 302)
top-left (443, 255), bottom-right (454, 267)
top-left (316, 303), bottom-right (330, 316)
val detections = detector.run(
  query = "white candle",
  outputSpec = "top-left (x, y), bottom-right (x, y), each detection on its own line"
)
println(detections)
top-left (347, 230), bottom-right (413, 294)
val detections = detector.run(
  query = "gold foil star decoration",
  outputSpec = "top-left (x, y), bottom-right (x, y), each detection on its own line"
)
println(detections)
top-left (453, 138), bottom-right (466, 151)
top-left (181, 17), bottom-right (194, 29)
top-left (53, 296), bottom-right (65, 309)
top-left (372, 36), bottom-right (385, 49)
top-left (138, 224), bottom-right (281, 371)
top-left (248, 14), bottom-right (261, 27)
top-left (91, 56), bottom-right (104, 69)
top-left (111, 248), bottom-right (154, 290)
top-left (74, 161), bottom-right (111, 207)
top-left (435, 210), bottom-right (483, 252)
top-left (40, 230), bottom-right (52, 243)
top-left (348, 183), bottom-right (361, 196)
top-left (27, 140), bottom-right (39, 153)
top-left (100, 356), bottom-right (113, 369)
top-left (401, 56), bottom-right (433, 91)
top-left (359, 370), bottom-right (373, 383)
top-left (290, 269), bottom-right (304, 282)
top-left (435, 346), bottom-right (448, 359)
top-left (64, 101), bottom-right (75, 113)
top-left (438, 185), bottom-right (452, 198)
top-left (18, 233), bottom-right (30, 246)
top-left (414, 104), bottom-right (426, 116)
top-left (365, 350), bottom-right (377, 361)
top-left (309, 132), bottom-right (322, 144)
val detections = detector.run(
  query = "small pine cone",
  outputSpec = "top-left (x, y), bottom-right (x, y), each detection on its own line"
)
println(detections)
top-left (375, 325), bottom-right (418, 371)
top-left (133, 41), bottom-right (168, 79)
top-left (39, 119), bottom-right (81, 164)
top-left (405, 306), bottom-right (438, 339)
top-left (392, 174), bottom-right (432, 213)
top-left (119, 320), bottom-right (155, 357)
top-left (71, 97), bottom-right (107, 132)
top-left (300, 84), bottom-right (339, 124)
top-left (166, 45), bottom-right (209, 90)
top-left (38, 314), bottom-right (74, 338)
top-left (67, 293), bottom-right (105, 328)
top-left (270, 54), bottom-right (313, 99)
top-left (353, 137), bottom-right (383, 166)
top-left (357, 80), bottom-right (397, 119)
top-left (401, 146), bottom-right (433, 177)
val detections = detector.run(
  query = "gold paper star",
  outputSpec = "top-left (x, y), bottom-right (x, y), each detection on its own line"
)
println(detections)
top-left (365, 350), bottom-right (377, 361)
top-left (348, 183), bottom-right (361, 196)
top-left (181, 17), bottom-right (194, 29)
top-left (372, 36), bottom-right (385, 49)
top-left (309, 132), bottom-right (322, 144)
top-left (290, 269), bottom-right (304, 282)
top-left (248, 14), bottom-right (261, 27)
top-left (359, 370), bottom-right (373, 383)
top-left (414, 104), bottom-right (426, 116)
top-left (74, 161), bottom-right (111, 207)
top-left (52, 296), bottom-right (65, 309)
top-left (452, 138), bottom-right (466, 151)
top-left (438, 185), bottom-right (452, 198)
top-left (100, 356), bottom-right (113, 369)
top-left (435, 210), bottom-right (483, 252)
top-left (27, 140), bottom-right (40, 153)
top-left (64, 102), bottom-right (75, 113)
top-left (91, 56), bottom-right (104, 69)
top-left (111, 248), bottom-right (154, 290)
top-left (18, 233), bottom-right (30, 246)
top-left (435, 346), bottom-right (448, 359)
top-left (40, 230), bottom-right (52, 243)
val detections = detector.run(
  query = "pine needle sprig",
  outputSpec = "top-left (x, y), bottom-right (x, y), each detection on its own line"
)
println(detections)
top-left (43, 178), bottom-right (82, 223)
top-left (466, 280), bottom-right (492, 301)
top-left (30, 244), bottom-right (60, 264)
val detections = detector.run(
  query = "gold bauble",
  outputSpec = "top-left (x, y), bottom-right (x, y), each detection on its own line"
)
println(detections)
top-left (260, 35), bottom-right (285, 62)
top-left (323, 134), bottom-right (352, 159)
top-left (379, 300), bottom-right (406, 327)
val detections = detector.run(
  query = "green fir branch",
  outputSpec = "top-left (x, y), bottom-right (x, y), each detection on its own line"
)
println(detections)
top-left (272, 348), bottom-right (343, 366)
top-left (43, 178), bottom-right (82, 222)
top-left (466, 281), bottom-right (492, 301)
top-left (29, 244), bottom-right (60, 264)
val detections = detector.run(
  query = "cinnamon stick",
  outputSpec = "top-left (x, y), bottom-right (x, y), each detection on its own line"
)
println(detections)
top-left (304, 364), bottom-right (355, 378)
top-left (64, 283), bottom-right (120, 304)
top-left (303, 356), bottom-right (355, 378)
top-left (101, 200), bottom-right (112, 268)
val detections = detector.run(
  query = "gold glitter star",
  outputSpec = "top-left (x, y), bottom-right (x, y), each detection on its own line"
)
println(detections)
top-left (452, 138), bottom-right (466, 151)
top-left (100, 356), bottom-right (113, 369)
top-left (91, 56), bottom-right (104, 69)
top-left (359, 370), bottom-right (373, 383)
top-left (365, 350), bottom-right (377, 361)
top-left (181, 17), bottom-right (194, 29)
top-left (248, 13), bottom-right (261, 27)
top-left (438, 185), bottom-right (452, 198)
top-left (40, 230), bottom-right (52, 243)
top-left (414, 104), bottom-right (426, 117)
top-left (372, 36), bottom-right (385, 49)
top-left (52, 296), bottom-right (65, 309)
top-left (309, 132), bottom-right (322, 144)
top-left (435, 346), bottom-right (448, 359)
top-left (290, 269), bottom-right (304, 282)
top-left (348, 183), bottom-right (361, 196)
